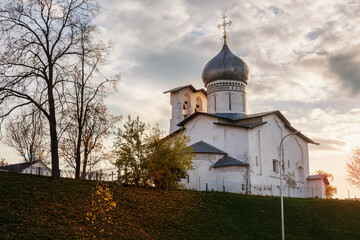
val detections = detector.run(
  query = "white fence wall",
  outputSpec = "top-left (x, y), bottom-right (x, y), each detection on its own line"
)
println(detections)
top-left (183, 177), bottom-right (323, 198)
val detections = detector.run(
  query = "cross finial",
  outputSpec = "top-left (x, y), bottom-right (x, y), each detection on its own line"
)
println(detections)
top-left (217, 14), bottom-right (232, 44)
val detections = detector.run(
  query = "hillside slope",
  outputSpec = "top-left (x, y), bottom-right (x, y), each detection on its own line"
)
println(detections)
top-left (0, 171), bottom-right (359, 239)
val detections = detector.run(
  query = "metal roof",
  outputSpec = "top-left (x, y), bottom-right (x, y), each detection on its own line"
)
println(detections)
top-left (163, 85), bottom-right (207, 95)
top-left (202, 44), bottom-right (249, 85)
top-left (190, 141), bottom-right (226, 154)
top-left (213, 155), bottom-right (248, 168)
top-left (307, 174), bottom-right (330, 185)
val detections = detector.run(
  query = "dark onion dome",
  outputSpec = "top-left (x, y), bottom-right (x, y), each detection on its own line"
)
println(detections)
top-left (202, 44), bottom-right (249, 85)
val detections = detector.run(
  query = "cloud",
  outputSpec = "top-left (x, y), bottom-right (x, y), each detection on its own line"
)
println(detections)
top-left (312, 138), bottom-right (347, 151)
top-left (328, 47), bottom-right (360, 95)
top-left (93, 0), bottom-right (360, 130)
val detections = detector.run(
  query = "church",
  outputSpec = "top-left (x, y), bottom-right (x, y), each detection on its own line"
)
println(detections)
top-left (164, 16), bottom-right (328, 198)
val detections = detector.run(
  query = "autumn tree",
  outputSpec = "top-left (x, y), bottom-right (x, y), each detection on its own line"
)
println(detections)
top-left (113, 116), bottom-right (194, 189)
top-left (147, 126), bottom-right (194, 190)
top-left (316, 170), bottom-right (338, 199)
top-left (113, 116), bottom-right (149, 186)
top-left (0, 158), bottom-right (7, 167)
top-left (4, 108), bottom-right (48, 163)
top-left (0, 0), bottom-right (101, 180)
top-left (346, 147), bottom-right (360, 189)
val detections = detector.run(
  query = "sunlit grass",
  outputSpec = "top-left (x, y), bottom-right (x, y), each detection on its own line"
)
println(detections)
top-left (0, 171), bottom-right (360, 239)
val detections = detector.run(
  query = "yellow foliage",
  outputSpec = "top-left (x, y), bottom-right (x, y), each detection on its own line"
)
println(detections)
top-left (81, 182), bottom-right (117, 239)
top-left (316, 170), bottom-right (338, 199)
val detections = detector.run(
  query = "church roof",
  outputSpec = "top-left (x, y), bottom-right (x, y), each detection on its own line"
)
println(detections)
top-left (0, 161), bottom-right (40, 172)
top-left (307, 174), bottom-right (330, 185)
top-left (177, 111), bottom-right (319, 145)
top-left (190, 141), bottom-right (225, 154)
top-left (163, 85), bottom-right (207, 95)
top-left (213, 155), bottom-right (248, 168)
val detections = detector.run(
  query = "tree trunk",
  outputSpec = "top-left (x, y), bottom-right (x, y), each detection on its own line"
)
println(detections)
top-left (48, 87), bottom-right (60, 180)
top-left (82, 149), bottom-right (88, 179)
top-left (75, 127), bottom-right (82, 179)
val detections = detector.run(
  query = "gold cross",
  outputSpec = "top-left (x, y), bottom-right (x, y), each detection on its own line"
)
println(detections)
top-left (217, 14), bottom-right (232, 37)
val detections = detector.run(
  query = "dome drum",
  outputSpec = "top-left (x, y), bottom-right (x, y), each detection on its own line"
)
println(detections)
top-left (206, 80), bottom-right (246, 94)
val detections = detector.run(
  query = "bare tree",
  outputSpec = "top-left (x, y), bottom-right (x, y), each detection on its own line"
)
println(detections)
top-left (80, 104), bottom-right (120, 177)
top-left (347, 147), bottom-right (360, 189)
top-left (0, 0), bottom-right (100, 180)
top-left (60, 103), bottom-right (120, 177)
top-left (4, 108), bottom-right (48, 162)
top-left (64, 23), bottom-right (118, 179)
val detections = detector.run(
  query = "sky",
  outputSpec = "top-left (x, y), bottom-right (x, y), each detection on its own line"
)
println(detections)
top-left (1, 0), bottom-right (360, 198)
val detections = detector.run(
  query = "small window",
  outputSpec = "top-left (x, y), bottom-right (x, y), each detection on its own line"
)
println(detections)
top-left (256, 156), bottom-right (259, 166)
top-left (273, 160), bottom-right (278, 173)
top-left (288, 160), bottom-right (290, 168)
top-left (187, 174), bottom-right (189, 183)
top-left (214, 95), bottom-right (217, 112)
top-left (229, 94), bottom-right (232, 110)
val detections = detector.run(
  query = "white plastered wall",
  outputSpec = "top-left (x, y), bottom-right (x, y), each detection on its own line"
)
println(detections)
top-left (248, 113), bottom-right (311, 197)
top-left (307, 180), bottom-right (326, 198)
top-left (183, 116), bottom-right (249, 160)
top-left (180, 115), bottom-right (249, 192)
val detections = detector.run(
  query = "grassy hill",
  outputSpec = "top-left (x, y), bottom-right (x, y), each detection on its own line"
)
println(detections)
top-left (0, 171), bottom-right (360, 239)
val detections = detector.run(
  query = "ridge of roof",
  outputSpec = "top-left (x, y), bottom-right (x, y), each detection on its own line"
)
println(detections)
top-left (163, 85), bottom-right (207, 95)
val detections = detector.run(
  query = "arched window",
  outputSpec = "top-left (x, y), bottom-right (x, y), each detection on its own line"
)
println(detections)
top-left (195, 96), bottom-right (203, 112)
top-left (183, 93), bottom-right (191, 118)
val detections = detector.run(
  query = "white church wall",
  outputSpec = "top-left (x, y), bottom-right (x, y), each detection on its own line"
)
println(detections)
top-left (183, 116), bottom-right (249, 161)
top-left (180, 153), bottom-right (223, 191)
top-left (215, 166), bottom-right (247, 193)
top-left (180, 155), bottom-right (248, 193)
top-left (181, 116), bottom-right (250, 193)
top-left (247, 114), bottom-right (311, 198)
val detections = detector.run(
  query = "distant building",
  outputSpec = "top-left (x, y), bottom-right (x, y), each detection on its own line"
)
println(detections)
top-left (164, 16), bottom-right (327, 198)
top-left (0, 160), bottom-right (51, 176)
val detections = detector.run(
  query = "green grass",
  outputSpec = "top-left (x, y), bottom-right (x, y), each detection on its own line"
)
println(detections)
top-left (1, 171), bottom-right (360, 239)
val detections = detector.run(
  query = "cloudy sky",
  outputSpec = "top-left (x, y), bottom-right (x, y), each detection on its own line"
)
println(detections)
top-left (2, 0), bottom-right (360, 198)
